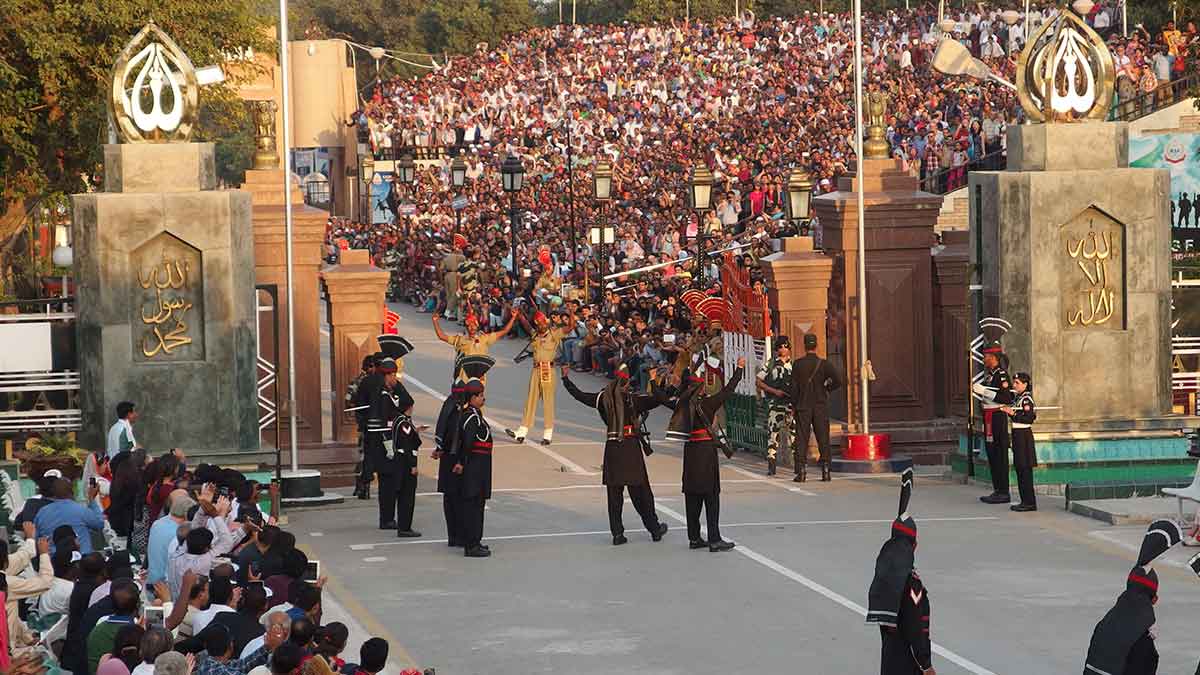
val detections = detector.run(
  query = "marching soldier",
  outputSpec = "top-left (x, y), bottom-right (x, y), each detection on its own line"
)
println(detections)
top-left (364, 357), bottom-right (408, 530)
top-left (562, 362), bottom-right (670, 546)
top-left (453, 376), bottom-right (495, 558)
top-left (433, 356), bottom-right (494, 549)
top-left (972, 343), bottom-right (1014, 504)
top-left (433, 307), bottom-right (515, 382)
top-left (505, 306), bottom-right (576, 445)
top-left (1084, 520), bottom-right (1184, 675)
top-left (1004, 372), bottom-right (1037, 512)
top-left (439, 238), bottom-right (466, 321)
top-left (756, 336), bottom-right (794, 476)
top-left (790, 333), bottom-right (843, 483)
top-left (385, 387), bottom-right (422, 538)
top-left (665, 356), bottom-right (746, 552)
top-left (866, 469), bottom-right (934, 675)
top-left (346, 354), bottom-right (379, 500)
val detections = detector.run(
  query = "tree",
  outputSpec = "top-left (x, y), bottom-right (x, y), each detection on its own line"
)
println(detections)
top-left (0, 0), bottom-right (275, 293)
top-left (419, 0), bottom-right (537, 55)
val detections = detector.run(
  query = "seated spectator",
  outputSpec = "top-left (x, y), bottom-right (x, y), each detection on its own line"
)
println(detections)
top-left (2, 527), bottom-right (52, 647)
top-left (245, 611), bottom-right (289, 659)
top-left (37, 546), bottom-right (77, 617)
top-left (62, 553), bottom-right (107, 675)
top-left (35, 478), bottom-right (104, 554)
top-left (340, 637), bottom-right (388, 675)
top-left (194, 612), bottom-right (285, 675)
top-left (313, 623), bottom-right (349, 671)
top-left (154, 650), bottom-right (191, 675)
top-left (174, 573), bottom-right (210, 639)
top-left (13, 472), bottom-right (61, 530)
top-left (132, 628), bottom-right (174, 675)
top-left (249, 642), bottom-right (304, 675)
top-left (168, 522), bottom-right (231, 602)
top-left (288, 618), bottom-right (316, 655)
top-left (86, 580), bottom-right (141, 675)
top-left (193, 577), bottom-right (240, 635)
top-left (111, 623), bottom-right (146, 672)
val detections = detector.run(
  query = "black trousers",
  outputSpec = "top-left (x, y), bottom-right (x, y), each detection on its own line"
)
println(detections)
top-left (987, 412), bottom-right (1011, 495)
top-left (377, 471), bottom-right (398, 526)
top-left (1011, 428), bottom-right (1036, 507)
top-left (794, 406), bottom-right (831, 466)
top-left (460, 496), bottom-right (486, 548)
top-left (685, 493), bottom-right (721, 543)
top-left (606, 484), bottom-right (661, 537)
top-left (396, 469), bottom-right (418, 531)
top-left (443, 494), bottom-right (461, 545)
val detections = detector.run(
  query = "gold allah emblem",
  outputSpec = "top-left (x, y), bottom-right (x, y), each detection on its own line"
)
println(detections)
top-left (109, 22), bottom-right (199, 143)
top-left (1016, 9), bottom-right (1115, 123)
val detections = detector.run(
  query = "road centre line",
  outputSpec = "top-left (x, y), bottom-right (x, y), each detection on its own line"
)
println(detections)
top-left (653, 504), bottom-right (998, 675)
top-left (347, 516), bottom-right (998, 550)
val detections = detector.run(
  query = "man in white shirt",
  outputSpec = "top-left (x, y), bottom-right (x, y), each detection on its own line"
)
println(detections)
top-left (192, 576), bottom-right (241, 635)
top-left (105, 401), bottom-right (138, 458)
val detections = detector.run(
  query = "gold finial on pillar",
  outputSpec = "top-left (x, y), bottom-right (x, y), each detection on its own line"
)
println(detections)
top-left (249, 99), bottom-right (280, 170)
top-left (864, 91), bottom-right (890, 160)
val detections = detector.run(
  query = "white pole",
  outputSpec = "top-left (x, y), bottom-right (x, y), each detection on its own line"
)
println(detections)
top-left (1122, 0), bottom-right (1127, 37)
top-left (735, 0), bottom-right (740, 19)
top-left (278, 0), bottom-right (300, 471)
top-left (559, 0), bottom-right (562, 23)
top-left (852, 0), bottom-right (870, 434)
top-left (686, 0), bottom-right (690, 21)
top-left (572, 0), bottom-right (576, 24)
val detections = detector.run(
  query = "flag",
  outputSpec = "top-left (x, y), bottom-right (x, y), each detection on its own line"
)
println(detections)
top-left (382, 309), bottom-right (400, 335)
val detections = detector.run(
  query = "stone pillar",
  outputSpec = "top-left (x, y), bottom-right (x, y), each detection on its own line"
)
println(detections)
top-left (760, 237), bottom-right (833, 356)
top-left (973, 122), bottom-right (1173, 426)
top-left (322, 250), bottom-right (389, 445)
top-left (816, 158), bottom-right (943, 427)
top-left (241, 169), bottom-right (328, 448)
top-left (73, 143), bottom-right (260, 460)
top-left (932, 230), bottom-right (970, 418)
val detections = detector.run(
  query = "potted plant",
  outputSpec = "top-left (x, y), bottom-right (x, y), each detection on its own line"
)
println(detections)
top-left (17, 433), bottom-right (87, 481)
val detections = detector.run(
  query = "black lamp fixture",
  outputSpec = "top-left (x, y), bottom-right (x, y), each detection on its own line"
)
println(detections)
top-left (451, 156), bottom-right (467, 188)
top-left (786, 167), bottom-right (814, 234)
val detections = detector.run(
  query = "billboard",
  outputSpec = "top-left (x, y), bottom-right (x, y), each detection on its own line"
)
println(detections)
top-left (1129, 133), bottom-right (1200, 266)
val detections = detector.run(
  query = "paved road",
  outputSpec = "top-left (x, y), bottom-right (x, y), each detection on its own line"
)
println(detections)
top-left (295, 303), bottom-right (1200, 674)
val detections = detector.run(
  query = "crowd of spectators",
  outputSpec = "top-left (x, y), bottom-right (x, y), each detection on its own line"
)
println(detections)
top-left (323, 5), bottom-right (1194, 382)
top-left (0, 443), bottom-right (417, 675)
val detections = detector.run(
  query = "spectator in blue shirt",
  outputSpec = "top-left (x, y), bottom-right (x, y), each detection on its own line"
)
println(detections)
top-left (34, 478), bottom-right (104, 554)
top-left (147, 489), bottom-right (195, 585)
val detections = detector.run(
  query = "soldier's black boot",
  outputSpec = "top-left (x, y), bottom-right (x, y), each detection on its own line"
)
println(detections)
top-left (821, 461), bottom-right (832, 482)
top-left (767, 458), bottom-right (776, 476)
top-left (794, 463), bottom-right (807, 483)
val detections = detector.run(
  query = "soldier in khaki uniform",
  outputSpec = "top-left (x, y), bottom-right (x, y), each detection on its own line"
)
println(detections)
top-left (755, 336), bottom-right (793, 477)
top-left (432, 307), bottom-right (515, 382)
top-left (439, 242), bottom-right (466, 321)
top-left (506, 307), bottom-right (575, 445)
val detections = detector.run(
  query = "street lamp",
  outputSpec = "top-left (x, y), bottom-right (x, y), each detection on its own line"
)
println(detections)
top-left (396, 153), bottom-right (415, 187)
top-left (360, 155), bottom-right (375, 223)
top-left (689, 162), bottom-right (714, 286)
top-left (501, 154), bottom-right (525, 289)
top-left (592, 161), bottom-right (614, 294)
top-left (450, 156), bottom-right (467, 234)
top-left (785, 167), bottom-right (814, 236)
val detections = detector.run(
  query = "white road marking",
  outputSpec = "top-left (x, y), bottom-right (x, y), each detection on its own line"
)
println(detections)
top-left (362, 556), bottom-right (387, 562)
top-left (310, 532), bottom-right (324, 537)
top-left (726, 464), bottom-right (818, 496)
top-left (412, 478), bottom-right (767, 498)
top-left (346, 516), bottom-right (999, 550)
top-left (653, 504), bottom-right (998, 675)
top-left (404, 372), bottom-right (595, 475)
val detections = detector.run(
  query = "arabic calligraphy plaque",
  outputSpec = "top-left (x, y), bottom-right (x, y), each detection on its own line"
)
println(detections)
top-left (131, 233), bottom-right (205, 362)
top-left (1060, 207), bottom-right (1125, 330)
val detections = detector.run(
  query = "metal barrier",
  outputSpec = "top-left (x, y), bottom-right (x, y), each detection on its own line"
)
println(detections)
top-left (0, 297), bottom-right (79, 433)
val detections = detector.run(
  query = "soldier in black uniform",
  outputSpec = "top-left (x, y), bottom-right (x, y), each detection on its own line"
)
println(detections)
top-left (866, 469), bottom-right (934, 675)
top-left (453, 377), bottom-right (494, 558)
top-left (665, 356), bottom-right (745, 552)
top-left (971, 343), bottom-right (1014, 504)
top-left (434, 356), bottom-right (493, 549)
top-left (1005, 372), bottom-right (1037, 512)
top-left (389, 389), bottom-right (422, 538)
top-left (1084, 520), bottom-right (1184, 675)
top-left (365, 357), bottom-right (409, 530)
top-left (346, 354), bottom-right (379, 500)
top-left (790, 333), bottom-right (843, 483)
top-left (562, 362), bottom-right (671, 546)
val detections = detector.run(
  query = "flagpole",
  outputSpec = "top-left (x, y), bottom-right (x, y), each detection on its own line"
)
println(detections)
top-left (278, 0), bottom-right (300, 471)
top-left (853, 0), bottom-right (870, 434)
